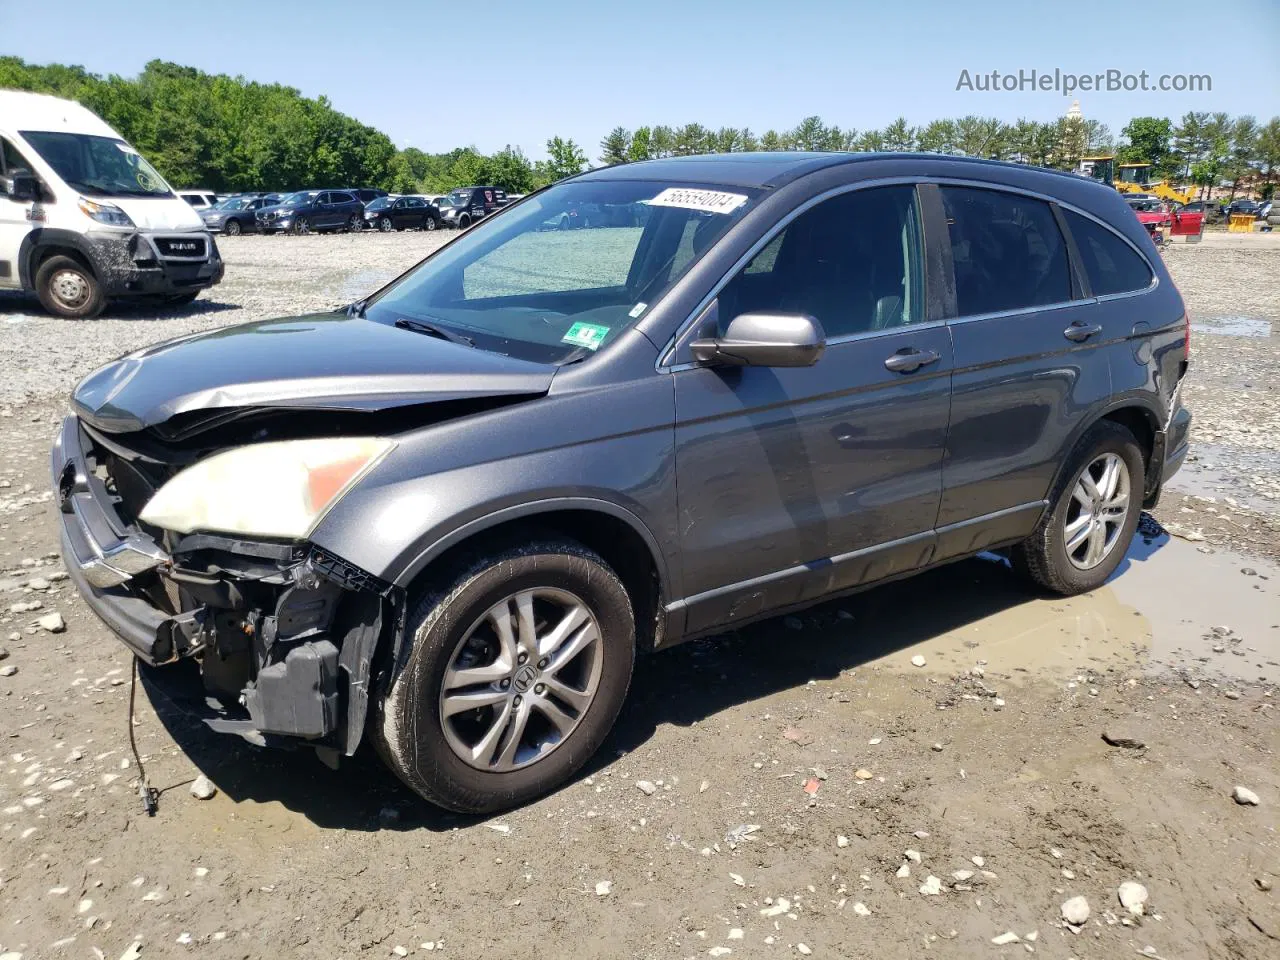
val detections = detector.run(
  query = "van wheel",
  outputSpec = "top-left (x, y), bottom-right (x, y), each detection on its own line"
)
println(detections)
top-left (36, 255), bottom-right (105, 319)
top-left (1012, 420), bottom-right (1144, 595)
top-left (373, 539), bottom-right (635, 813)
top-left (458, 214), bottom-right (471, 229)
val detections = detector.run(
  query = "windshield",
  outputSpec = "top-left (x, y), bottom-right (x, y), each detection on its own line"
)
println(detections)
top-left (212, 197), bottom-right (249, 210)
top-left (281, 192), bottom-right (318, 206)
top-left (366, 197), bottom-right (391, 210)
top-left (20, 131), bottom-right (172, 198)
top-left (448, 191), bottom-right (473, 204)
top-left (435, 196), bottom-right (457, 208)
top-left (364, 179), bottom-right (761, 364)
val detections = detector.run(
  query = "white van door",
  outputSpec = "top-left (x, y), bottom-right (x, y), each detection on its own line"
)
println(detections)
top-left (0, 136), bottom-right (38, 291)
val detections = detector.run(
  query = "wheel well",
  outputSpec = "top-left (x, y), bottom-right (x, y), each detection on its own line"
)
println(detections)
top-left (409, 511), bottom-right (664, 650)
top-left (1101, 406), bottom-right (1158, 467)
top-left (32, 245), bottom-right (96, 280)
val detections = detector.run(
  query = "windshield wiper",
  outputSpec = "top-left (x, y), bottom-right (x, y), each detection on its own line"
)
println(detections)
top-left (394, 317), bottom-right (475, 347)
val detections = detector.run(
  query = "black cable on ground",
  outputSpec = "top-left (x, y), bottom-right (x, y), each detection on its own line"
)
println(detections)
top-left (129, 659), bottom-right (159, 816)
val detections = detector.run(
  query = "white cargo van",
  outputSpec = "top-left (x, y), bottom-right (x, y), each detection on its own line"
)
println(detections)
top-left (0, 91), bottom-right (224, 318)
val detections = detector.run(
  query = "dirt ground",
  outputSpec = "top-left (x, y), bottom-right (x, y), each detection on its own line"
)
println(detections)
top-left (1, 231), bottom-right (1278, 960)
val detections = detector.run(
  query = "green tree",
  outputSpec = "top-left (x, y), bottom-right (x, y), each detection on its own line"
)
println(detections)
top-left (918, 119), bottom-right (957, 155)
top-left (1226, 116), bottom-right (1259, 199)
top-left (482, 146), bottom-right (536, 193)
top-left (759, 129), bottom-right (785, 151)
top-left (1119, 116), bottom-right (1173, 177)
top-left (599, 126), bottom-right (631, 166)
top-left (881, 117), bottom-right (917, 152)
top-left (536, 136), bottom-right (587, 185)
top-left (628, 126), bottom-right (652, 162)
top-left (650, 125), bottom-right (675, 158)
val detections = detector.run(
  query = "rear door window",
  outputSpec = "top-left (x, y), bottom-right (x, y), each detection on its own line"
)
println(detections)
top-left (1061, 209), bottom-right (1153, 297)
top-left (940, 186), bottom-right (1071, 316)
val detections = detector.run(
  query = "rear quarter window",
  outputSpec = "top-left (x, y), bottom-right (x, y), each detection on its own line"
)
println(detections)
top-left (1062, 209), bottom-right (1153, 297)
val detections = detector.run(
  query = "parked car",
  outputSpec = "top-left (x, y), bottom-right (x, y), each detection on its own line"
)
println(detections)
top-left (362, 194), bottom-right (441, 231)
top-left (0, 90), bottom-right (223, 318)
top-left (437, 185), bottom-right (505, 228)
top-left (177, 189), bottom-right (219, 210)
top-left (345, 187), bottom-right (388, 205)
top-left (1127, 197), bottom-right (1171, 240)
top-left (256, 190), bottom-right (364, 234)
top-left (200, 195), bottom-right (278, 235)
top-left (1175, 199), bottom-right (1221, 224)
top-left (53, 153), bottom-right (1190, 813)
top-left (1225, 199), bottom-right (1261, 218)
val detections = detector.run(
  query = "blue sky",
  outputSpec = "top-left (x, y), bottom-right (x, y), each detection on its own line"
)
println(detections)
top-left (3, 0), bottom-right (1276, 159)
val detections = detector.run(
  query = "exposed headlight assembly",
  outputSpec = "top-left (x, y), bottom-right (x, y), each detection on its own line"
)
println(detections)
top-left (78, 197), bottom-right (134, 228)
top-left (140, 437), bottom-right (394, 538)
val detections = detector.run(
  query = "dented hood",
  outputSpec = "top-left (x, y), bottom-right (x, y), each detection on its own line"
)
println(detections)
top-left (73, 313), bottom-right (556, 433)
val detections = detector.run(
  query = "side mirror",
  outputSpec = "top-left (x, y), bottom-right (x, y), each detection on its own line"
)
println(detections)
top-left (1, 173), bottom-right (40, 203)
top-left (691, 311), bottom-right (826, 368)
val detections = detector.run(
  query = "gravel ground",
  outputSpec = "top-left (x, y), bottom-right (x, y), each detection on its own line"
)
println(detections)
top-left (0, 231), bottom-right (1277, 960)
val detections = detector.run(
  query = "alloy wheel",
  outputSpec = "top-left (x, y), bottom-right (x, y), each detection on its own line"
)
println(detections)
top-left (380, 217), bottom-right (393, 232)
top-left (1063, 452), bottom-right (1130, 570)
top-left (439, 588), bottom-right (603, 772)
top-left (224, 219), bottom-right (242, 236)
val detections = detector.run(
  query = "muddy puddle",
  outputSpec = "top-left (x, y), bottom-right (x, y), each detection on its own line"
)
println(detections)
top-left (1191, 314), bottom-right (1274, 338)
top-left (1167, 443), bottom-right (1280, 512)
top-left (858, 528), bottom-right (1279, 685)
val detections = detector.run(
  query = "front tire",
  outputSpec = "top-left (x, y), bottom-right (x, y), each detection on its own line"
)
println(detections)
top-left (224, 218), bottom-right (243, 236)
top-left (292, 217), bottom-right (310, 236)
top-left (379, 216), bottom-right (393, 232)
top-left (458, 214), bottom-right (471, 229)
top-left (374, 539), bottom-right (635, 813)
top-left (35, 255), bottom-right (105, 319)
top-left (1012, 420), bottom-right (1144, 595)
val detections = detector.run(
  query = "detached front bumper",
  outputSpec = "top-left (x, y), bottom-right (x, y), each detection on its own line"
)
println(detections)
top-left (51, 415), bottom-right (394, 754)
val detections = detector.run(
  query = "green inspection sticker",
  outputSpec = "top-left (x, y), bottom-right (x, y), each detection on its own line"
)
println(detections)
top-left (561, 321), bottom-right (610, 351)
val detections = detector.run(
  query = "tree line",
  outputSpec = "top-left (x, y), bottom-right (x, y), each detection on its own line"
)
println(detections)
top-left (3, 57), bottom-right (1277, 199)
top-left (598, 113), bottom-right (1280, 198)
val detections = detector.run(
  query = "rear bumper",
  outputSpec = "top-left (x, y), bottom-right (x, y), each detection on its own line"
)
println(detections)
top-left (1161, 404), bottom-right (1192, 483)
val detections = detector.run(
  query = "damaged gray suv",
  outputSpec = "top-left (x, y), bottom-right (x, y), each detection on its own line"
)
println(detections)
top-left (53, 152), bottom-right (1191, 813)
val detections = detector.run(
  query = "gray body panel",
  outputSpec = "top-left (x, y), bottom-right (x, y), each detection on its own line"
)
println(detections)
top-left (64, 151), bottom-right (1191, 660)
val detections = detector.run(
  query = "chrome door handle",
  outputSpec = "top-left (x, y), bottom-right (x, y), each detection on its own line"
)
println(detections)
top-left (884, 349), bottom-right (940, 373)
top-left (1064, 321), bottom-right (1103, 342)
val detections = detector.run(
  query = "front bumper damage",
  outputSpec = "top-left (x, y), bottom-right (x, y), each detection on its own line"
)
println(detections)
top-left (51, 415), bottom-right (398, 757)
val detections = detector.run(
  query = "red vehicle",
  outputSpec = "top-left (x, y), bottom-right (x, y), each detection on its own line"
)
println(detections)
top-left (1127, 197), bottom-right (1203, 241)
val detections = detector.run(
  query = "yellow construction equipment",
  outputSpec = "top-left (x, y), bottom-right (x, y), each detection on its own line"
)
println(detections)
top-left (1076, 156), bottom-right (1194, 205)
top-left (1228, 213), bottom-right (1256, 233)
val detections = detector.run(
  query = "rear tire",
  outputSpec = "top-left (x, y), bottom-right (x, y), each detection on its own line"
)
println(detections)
top-left (1012, 420), bottom-right (1144, 595)
top-left (35, 254), bottom-right (105, 319)
top-left (373, 539), bottom-right (635, 813)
